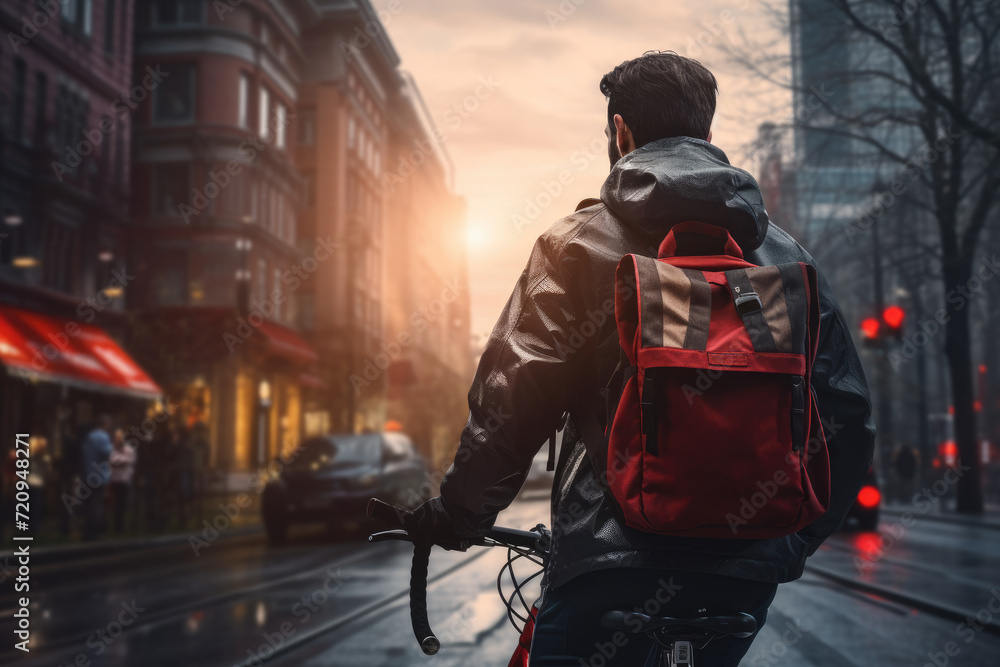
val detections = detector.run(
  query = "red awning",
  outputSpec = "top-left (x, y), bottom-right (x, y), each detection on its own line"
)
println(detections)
top-left (257, 321), bottom-right (319, 365)
top-left (298, 372), bottom-right (327, 390)
top-left (0, 305), bottom-right (162, 398)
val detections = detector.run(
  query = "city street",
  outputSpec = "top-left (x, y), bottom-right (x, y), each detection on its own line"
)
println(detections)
top-left (2, 495), bottom-right (999, 667)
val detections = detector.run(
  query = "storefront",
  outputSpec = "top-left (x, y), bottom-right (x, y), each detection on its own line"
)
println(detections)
top-left (130, 307), bottom-right (320, 473)
top-left (0, 304), bottom-right (165, 527)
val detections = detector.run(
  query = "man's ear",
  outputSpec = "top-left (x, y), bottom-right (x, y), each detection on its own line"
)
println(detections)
top-left (614, 114), bottom-right (636, 157)
top-left (706, 129), bottom-right (713, 144)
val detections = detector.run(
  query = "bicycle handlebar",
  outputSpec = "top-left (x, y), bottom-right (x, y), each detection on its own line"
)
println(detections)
top-left (366, 498), bottom-right (548, 656)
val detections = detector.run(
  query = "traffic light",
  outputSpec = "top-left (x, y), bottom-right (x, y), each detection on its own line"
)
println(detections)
top-left (861, 317), bottom-right (881, 347)
top-left (882, 305), bottom-right (905, 338)
top-left (860, 306), bottom-right (904, 346)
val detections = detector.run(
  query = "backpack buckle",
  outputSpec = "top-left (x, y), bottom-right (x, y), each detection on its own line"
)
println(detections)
top-left (733, 290), bottom-right (763, 317)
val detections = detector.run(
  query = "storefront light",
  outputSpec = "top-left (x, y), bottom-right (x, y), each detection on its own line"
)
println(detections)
top-left (4, 214), bottom-right (22, 226)
top-left (258, 379), bottom-right (271, 406)
top-left (13, 257), bottom-right (39, 268)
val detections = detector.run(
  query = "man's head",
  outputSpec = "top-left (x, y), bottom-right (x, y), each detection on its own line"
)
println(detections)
top-left (600, 50), bottom-right (719, 167)
top-left (98, 414), bottom-right (113, 432)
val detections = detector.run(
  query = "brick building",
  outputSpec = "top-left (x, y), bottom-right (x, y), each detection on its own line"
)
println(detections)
top-left (0, 1), bottom-right (162, 469)
top-left (128, 0), bottom-right (318, 471)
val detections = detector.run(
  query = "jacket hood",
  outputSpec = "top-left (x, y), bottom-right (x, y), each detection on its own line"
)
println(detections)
top-left (600, 136), bottom-right (769, 251)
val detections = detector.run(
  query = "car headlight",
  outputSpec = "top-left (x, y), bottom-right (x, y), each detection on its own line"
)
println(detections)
top-left (356, 473), bottom-right (377, 488)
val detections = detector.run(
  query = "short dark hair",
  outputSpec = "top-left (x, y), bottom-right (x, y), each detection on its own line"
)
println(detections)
top-left (600, 50), bottom-right (719, 146)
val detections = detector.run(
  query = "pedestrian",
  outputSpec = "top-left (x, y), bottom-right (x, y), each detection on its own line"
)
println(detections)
top-left (81, 415), bottom-right (114, 541)
top-left (109, 428), bottom-right (138, 534)
top-left (396, 51), bottom-right (875, 666)
top-left (58, 422), bottom-right (86, 536)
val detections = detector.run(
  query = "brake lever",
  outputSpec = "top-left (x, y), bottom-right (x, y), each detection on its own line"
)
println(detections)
top-left (368, 529), bottom-right (413, 544)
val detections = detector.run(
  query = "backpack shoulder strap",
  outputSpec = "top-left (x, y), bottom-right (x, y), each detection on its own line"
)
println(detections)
top-left (574, 350), bottom-right (634, 478)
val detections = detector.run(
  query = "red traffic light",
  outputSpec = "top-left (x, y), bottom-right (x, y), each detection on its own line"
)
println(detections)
top-left (861, 318), bottom-right (881, 339)
top-left (883, 305), bottom-right (905, 330)
top-left (856, 485), bottom-right (881, 509)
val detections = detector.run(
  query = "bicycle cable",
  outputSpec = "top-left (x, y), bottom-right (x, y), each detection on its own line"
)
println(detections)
top-left (495, 542), bottom-right (545, 633)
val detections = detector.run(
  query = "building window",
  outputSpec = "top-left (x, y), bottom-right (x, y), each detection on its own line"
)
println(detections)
top-left (249, 181), bottom-right (258, 222)
top-left (153, 251), bottom-right (187, 305)
top-left (238, 73), bottom-right (250, 128)
top-left (104, 0), bottom-right (116, 53)
top-left (99, 115), bottom-right (113, 170)
top-left (153, 0), bottom-right (203, 25)
top-left (298, 296), bottom-right (314, 331)
top-left (12, 59), bottom-right (26, 141)
top-left (275, 103), bottom-right (287, 148)
top-left (33, 72), bottom-right (48, 145)
top-left (258, 87), bottom-right (270, 139)
top-left (256, 258), bottom-right (267, 306)
top-left (151, 163), bottom-right (191, 217)
top-left (44, 223), bottom-right (79, 294)
top-left (270, 187), bottom-right (278, 233)
top-left (55, 85), bottom-right (88, 157)
top-left (273, 268), bottom-right (283, 320)
top-left (298, 109), bottom-right (315, 145)
top-left (276, 192), bottom-right (284, 239)
top-left (62, 0), bottom-right (93, 35)
top-left (260, 185), bottom-right (268, 227)
top-left (114, 129), bottom-right (125, 187)
top-left (153, 64), bottom-right (195, 125)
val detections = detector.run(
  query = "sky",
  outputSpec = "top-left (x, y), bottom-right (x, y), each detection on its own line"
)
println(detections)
top-left (375, 0), bottom-right (790, 340)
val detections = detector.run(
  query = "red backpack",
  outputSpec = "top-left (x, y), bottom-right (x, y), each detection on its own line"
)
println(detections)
top-left (579, 221), bottom-right (830, 539)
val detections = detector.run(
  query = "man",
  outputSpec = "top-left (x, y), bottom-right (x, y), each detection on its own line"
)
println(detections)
top-left (404, 51), bottom-right (875, 665)
top-left (81, 415), bottom-right (114, 540)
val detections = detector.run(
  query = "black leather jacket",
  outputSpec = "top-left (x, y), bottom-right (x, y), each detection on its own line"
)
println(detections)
top-left (440, 136), bottom-right (876, 589)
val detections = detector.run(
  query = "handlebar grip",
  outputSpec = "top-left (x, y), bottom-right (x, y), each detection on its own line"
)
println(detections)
top-left (409, 542), bottom-right (440, 655)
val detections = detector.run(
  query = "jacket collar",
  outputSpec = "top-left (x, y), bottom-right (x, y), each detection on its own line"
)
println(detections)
top-left (600, 136), bottom-right (769, 251)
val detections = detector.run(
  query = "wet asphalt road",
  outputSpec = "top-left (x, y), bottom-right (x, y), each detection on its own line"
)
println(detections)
top-left (2, 496), bottom-right (999, 666)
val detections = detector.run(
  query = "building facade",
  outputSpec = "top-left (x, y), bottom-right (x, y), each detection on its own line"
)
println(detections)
top-left (382, 73), bottom-right (470, 469)
top-left (129, 0), bottom-right (317, 471)
top-left (296, 1), bottom-right (471, 457)
top-left (0, 0), bottom-right (164, 478)
top-left (1, 0), bottom-right (472, 481)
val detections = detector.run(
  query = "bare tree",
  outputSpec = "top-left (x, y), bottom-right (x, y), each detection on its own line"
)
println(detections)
top-left (729, 0), bottom-right (1000, 512)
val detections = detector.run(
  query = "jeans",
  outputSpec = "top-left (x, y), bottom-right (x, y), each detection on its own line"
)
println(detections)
top-left (529, 567), bottom-right (778, 666)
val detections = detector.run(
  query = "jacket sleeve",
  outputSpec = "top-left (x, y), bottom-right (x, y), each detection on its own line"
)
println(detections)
top-left (439, 232), bottom-right (586, 533)
top-left (797, 267), bottom-right (877, 552)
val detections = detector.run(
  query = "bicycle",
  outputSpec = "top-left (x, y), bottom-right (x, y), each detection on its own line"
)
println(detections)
top-left (367, 498), bottom-right (757, 667)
